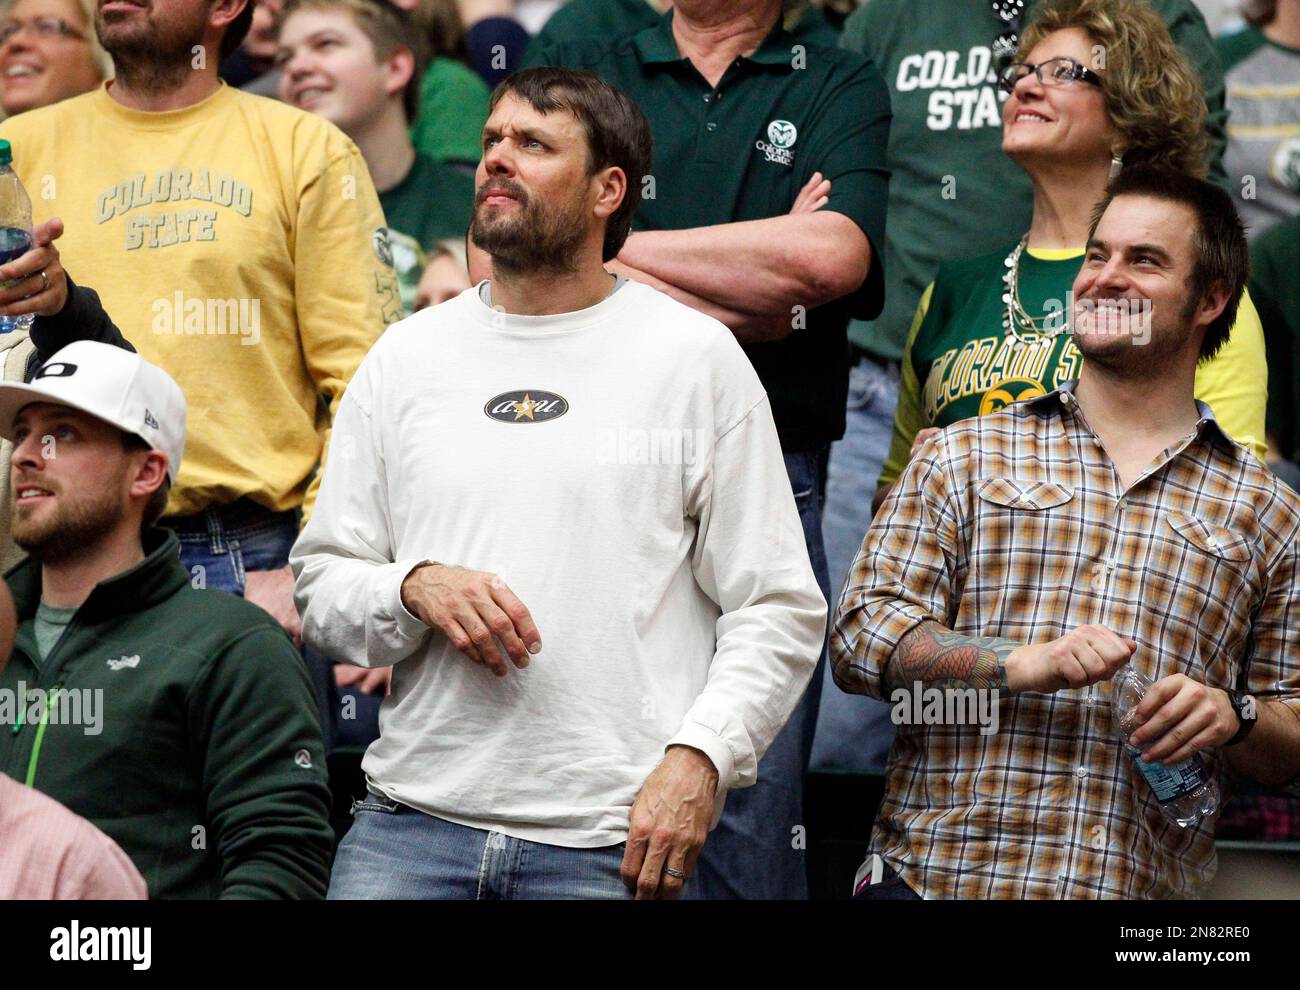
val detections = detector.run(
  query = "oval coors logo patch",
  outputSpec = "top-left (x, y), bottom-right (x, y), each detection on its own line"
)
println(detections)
top-left (484, 390), bottom-right (569, 423)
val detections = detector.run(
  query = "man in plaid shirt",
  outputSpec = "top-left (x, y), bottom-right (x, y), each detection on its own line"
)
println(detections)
top-left (832, 165), bottom-right (1300, 899)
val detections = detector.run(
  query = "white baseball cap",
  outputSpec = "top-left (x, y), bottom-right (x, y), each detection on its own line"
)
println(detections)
top-left (0, 341), bottom-right (186, 481)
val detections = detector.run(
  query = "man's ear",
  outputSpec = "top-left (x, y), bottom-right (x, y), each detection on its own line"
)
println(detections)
top-left (1194, 280), bottom-right (1232, 335)
top-left (129, 450), bottom-right (168, 504)
top-left (592, 165), bottom-right (627, 222)
top-left (210, 0), bottom-right (248, 36)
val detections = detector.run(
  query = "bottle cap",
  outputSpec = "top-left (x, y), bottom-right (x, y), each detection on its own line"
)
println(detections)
top-left (0, 140), bottom-right (11, 167)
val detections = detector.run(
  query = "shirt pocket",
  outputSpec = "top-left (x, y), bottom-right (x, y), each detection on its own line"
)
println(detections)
top-left (1164, 512), bottom-right (1252, 563)
top-left (972, 479), bottom-right (1077, 616)
top-left (976, 478), bottom-right (1074, 512)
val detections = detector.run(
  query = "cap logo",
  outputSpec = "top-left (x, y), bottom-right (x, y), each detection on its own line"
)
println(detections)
top-left (143, 409), bottom-right (160, 430)
top-left (35, 362), bottom-right (77, 380)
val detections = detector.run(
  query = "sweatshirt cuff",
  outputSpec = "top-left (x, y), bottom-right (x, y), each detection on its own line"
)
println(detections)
top-left (382, 559), bottom-right (434, 642)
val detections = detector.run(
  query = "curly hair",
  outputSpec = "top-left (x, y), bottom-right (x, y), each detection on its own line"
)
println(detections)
top-left (1020, 0), bottom-right (1209, 178)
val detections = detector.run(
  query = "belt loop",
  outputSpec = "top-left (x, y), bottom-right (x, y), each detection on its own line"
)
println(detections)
top-left (205, 506), bottom-right (226, 555)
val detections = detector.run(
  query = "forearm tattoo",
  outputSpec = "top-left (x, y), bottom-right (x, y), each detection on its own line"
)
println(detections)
top-left (886, 620), bottom-right (1019, 694)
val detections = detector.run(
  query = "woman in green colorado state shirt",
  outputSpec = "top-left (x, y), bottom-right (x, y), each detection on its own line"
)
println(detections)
top-left (878, 0), bottom-right (1269, 501)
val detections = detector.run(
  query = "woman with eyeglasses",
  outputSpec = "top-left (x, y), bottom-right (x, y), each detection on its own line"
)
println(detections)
top-left (0, 0), bottom-right (110, 117)
top-left (872, 0), bottom-right (1269, 510)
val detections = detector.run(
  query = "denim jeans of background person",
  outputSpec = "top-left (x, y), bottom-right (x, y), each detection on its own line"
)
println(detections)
top-left (815, 352), bottom-right (900, 774)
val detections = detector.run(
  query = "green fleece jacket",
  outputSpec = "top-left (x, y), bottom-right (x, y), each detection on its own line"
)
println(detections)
top-left (0, 529), bottom-right (333, 898)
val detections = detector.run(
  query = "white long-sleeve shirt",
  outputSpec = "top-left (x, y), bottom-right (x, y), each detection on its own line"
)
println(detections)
top-left (291, 280), bottom-right (825, 847)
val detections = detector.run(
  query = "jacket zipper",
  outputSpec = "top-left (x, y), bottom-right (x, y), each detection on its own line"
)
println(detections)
top-left (24, 682), bottom-right (61, 787)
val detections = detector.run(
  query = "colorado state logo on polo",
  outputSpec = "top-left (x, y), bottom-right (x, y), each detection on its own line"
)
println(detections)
top-left (484, 390), bottom-right (569, 423)
top-left (756, 119), bottom-right (797, 167)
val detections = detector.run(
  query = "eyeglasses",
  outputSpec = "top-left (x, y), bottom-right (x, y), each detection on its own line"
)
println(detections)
top-left (997, 57), bottom-right (1104, 95)
top-left (0, 16), bottom-right (87, 46)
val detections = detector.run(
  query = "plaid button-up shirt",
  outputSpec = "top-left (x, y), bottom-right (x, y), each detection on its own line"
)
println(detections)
top-left (831, 383), bottom-right (1300, 899)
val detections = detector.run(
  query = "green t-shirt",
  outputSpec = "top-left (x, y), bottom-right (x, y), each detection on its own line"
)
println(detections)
top-left (525, 12), bottom-right (891, 443)
top-left (912, 249), bottom-right (1084, 431)
top-left (378, 152), bottom-right (475, 315)
top-left (31, 602), bottom-right (77, 662)
top-left (839, 0), bottom-right (1230, 363)
top-left (526, 0), bottom-right (838, 56)
top-left (1249, 214), bottom-right (1300, 460)
top-left (410, 57), bottom-right (490, 167)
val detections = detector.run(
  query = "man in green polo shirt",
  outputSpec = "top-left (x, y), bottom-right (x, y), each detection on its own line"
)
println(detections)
top-left (523, 0), bottom-right (890, 899)
top-left (817, 0), bottom-right (1231, 781)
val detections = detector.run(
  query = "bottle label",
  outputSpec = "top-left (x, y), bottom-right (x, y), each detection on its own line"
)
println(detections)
top-left (1134, 755), bottom-right (1208, 803)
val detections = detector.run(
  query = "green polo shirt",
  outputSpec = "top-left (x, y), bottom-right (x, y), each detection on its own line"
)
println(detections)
top-left (525, 13), bottom-right (891, 444)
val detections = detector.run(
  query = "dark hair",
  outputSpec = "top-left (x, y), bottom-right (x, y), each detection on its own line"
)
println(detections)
top-left (1089, 165), bottom-right (1249, 360)
top-left (491, 67), bottom-right (653, 262)
top-left (121, 433), bottom-right (171, 527)
top-left (220, 0), bottom-right (256, 63)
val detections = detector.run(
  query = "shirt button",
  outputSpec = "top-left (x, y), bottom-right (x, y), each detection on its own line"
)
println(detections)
top-left (703, 94), bottom-right (711, 103)
top-left (706, 122), bottom-right (717, 131)
top-left (1207, 536), bottom-right (1219, 549)
top-left (1075, 766), bottom-right (1088, 779)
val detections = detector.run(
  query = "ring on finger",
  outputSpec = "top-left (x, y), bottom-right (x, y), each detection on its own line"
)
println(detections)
top-left (38, 270), bottom-right (48, 292)
top-left (663, 867), bottom-right (686, 879)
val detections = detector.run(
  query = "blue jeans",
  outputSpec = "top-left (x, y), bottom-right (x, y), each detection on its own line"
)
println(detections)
top-left (815, 355), bottom-right (901, 774)
top-left (328, 792), bottom-right (645, 899)
top-left (688, 448), bottom-right (830, 900)
top-left (163, 500), bottom-right (342, 755)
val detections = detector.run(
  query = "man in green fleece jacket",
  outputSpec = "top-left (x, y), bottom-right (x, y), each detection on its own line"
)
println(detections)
top-left (0, 341), bottom-right (332, 899)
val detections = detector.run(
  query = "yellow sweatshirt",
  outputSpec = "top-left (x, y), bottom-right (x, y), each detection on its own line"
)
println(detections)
top-left (0, 82), bottom-right (401, 520)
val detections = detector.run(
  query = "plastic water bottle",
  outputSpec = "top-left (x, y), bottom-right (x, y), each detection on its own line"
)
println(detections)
top-left (1112, 663), bottom-right (1219, 828)
top-left (0, 139), bottom-right (34, 334)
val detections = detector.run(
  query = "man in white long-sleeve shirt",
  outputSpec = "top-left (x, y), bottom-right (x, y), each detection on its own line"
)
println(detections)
top-left (291, 67), bottom-right (826, 900)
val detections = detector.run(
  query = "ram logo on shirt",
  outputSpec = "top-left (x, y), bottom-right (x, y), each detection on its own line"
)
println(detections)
top-left (484, 390), bottom-right (569, 423)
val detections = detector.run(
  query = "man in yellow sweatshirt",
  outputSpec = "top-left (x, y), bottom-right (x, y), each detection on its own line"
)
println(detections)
top-left (0, 0), bottom-right (400, 643)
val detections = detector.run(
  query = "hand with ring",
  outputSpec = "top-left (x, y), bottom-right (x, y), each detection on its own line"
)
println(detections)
top-left (621, 745), bottom-right (719, 900)
top-left (0, 217), bottom-right (69, 318)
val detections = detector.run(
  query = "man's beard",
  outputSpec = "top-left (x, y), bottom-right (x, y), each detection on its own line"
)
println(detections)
top-left (470, 180), bottom-right (586, 276)
top-left (1071, 298), bottom-right (1186, 376)
top-left (96, 2), bottom-right (208, 94)
top-left (12, 483), bottom-right (125, 565)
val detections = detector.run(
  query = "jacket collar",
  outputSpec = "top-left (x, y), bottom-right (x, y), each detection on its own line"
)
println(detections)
top-left (6, 527), bottom-right (189, 624)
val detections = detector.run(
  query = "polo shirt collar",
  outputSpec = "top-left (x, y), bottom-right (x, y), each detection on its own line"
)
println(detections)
top-left (632, 9), bottom-right (796, 69)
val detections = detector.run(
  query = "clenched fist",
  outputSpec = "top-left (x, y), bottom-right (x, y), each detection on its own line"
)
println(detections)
top-left (1006, 624), bottom-right (1137, 694)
